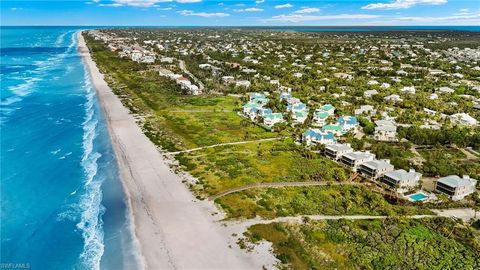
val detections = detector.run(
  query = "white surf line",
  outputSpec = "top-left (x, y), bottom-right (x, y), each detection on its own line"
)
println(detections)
top-left (77, 66), bottom-right (105, 270)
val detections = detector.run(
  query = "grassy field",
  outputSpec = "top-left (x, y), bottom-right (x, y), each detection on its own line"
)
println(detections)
top-left (176, 138), bottom-right (350, 196)
top-left (417, 147), bottom-right (480, 178)
top-left (246, 218), bottom-right (480, 270)
top-left (216, 185), bottom-right (432, 219)
top-left (418, 147), bottom-right (467, 160)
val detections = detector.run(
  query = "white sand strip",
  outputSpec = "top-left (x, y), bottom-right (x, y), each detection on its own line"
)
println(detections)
top-left (77, 32), bottom-right (262, 270)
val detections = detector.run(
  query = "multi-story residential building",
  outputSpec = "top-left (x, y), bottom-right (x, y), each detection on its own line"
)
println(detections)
top-left (340, 151), bottom-right (376, 171)
top-left (319, 104), bottom-right (335, 116)
top-left (374, 120), bottom-right (397, 141)
top-left (435, 175), bottom-right (477, 200)
top-left (312, 110), bottom-right (329, 127)
top-left (325, 143), bottom-right (353, 160)
top-left (302, 129), bottom-right (336, 146)
top-left (359, 159), bottom-right (395, 179)
top-left (381, 169), bottom-right (422, 192)
top-left (337, 116), bottom-right (359, 132)
top-left (263, 113), bottom-right (284, 127)
top-left (293, 111), bottom-right (308, 124)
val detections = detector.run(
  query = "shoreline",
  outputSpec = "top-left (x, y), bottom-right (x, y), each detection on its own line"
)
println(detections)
top-left (77, 31), bottom-right (265, 269)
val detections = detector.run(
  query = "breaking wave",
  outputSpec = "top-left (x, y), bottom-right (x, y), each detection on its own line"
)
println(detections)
top-left (76, 71), bottom-right (105, 270)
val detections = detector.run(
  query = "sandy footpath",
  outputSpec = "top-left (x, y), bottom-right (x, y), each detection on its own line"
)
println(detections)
top-left (77, 32), bottom-right (267, 269)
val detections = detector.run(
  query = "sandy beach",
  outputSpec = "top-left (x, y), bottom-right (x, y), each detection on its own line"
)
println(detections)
top-left (77, 32), bottom-right (267, 269)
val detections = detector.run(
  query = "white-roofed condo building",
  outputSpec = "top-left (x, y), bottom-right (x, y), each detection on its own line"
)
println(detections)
top-left (340, 151), bottom-right (375, 171)
top-left (325, 143), bottom-right (353, 161)
top-left (435, 175), bottom-right (477, 201)
top-left (358, 159), bottom-right (394, 179)
top-left (381, 169), bottom-right (422, 192)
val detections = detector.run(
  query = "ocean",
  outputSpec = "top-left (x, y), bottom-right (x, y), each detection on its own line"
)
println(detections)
top-left (0, 27), bottom-right (137, 269)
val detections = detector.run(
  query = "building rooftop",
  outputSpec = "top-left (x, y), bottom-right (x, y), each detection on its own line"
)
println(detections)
top-left (384, 169), bottom-right (421, 181)
top-left (438, 175), bottom-right (477, 188)
top-left (326, 143), bottom-right (353, 152)
top-left (361, 159), bottom-right (394, 171)
top-left (342, 151), bottom-right (375, 161)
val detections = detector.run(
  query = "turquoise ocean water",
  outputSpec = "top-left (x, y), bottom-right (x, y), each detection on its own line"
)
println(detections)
top-left (1, 27), bottom-right (137, 269)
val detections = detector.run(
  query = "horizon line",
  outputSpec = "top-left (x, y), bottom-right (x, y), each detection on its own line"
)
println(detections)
top-left (2, 25), bottom-right (479, 27)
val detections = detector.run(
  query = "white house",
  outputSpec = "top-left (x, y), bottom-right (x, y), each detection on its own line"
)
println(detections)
top-left (374, 120), bottom-right (397, 141)
top-left (380, 82), bottom-right (391, 89)
top-left (355, 105), bottom-right (376, 116)
top-left (438, 86), bottom-right (454, 94)
top-left (384, 94), bottom-right (403, 103)
top-left (340, 151), bottom-right (376, 171)
top-left (319, 104), bottom-right (335, 116)
top-left (302, 129), bottom-right (336, 146)
top-left (381, 169), bottom-right (422, 193)
top-left (325, 143), bottom-right (353, 160)
top-left (435, 175), bottom-right (477, 201)
top-left (131, 51), bottom-right (143, 62)
top-left (242, 103), bottom-right (261, 120)
top-left (358, 159), bottom-right (395, 179)
top-left (236, 80), bottom-right (251, 88)
top-left (450, 113), bottom-right (478, 126)
top-left (400, 86), bottom-right (416, 94)
top-left (160, 57), bottom-right (175, 63)
top-left (142, 54), bottom-right (156, 64)
top-left (312, 110), bottom-right (329, 127)
top-left (263, 113), bottom-right (284, 127)
top-left (292, 111), bottom-right (308, 124)
top-left (364, 90), bottom-right (378, 98)
top-left (337, 116), bottom-right (359, 132)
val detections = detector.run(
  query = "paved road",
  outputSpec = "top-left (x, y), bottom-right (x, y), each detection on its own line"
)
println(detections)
top-left (168, 109), bottom-right (232, 113)
top-left (433, 208), bottom-right (479, 222)
top-left (179, 59), bottom-right (204, 91)
top-left (168, 137), bottom-right (284, 155)
top-left (226, 214), bottom-right (437, 231)
top-left (225, 208), bottom-right (478, 231)
top-left (209, 181), bottom-right (362, 201)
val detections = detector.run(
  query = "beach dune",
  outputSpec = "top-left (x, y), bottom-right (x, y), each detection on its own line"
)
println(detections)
top-left (77, 32), bottom-right (260, 269)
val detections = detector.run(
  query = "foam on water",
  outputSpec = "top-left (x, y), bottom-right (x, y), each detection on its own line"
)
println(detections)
top-left (1, 30), bottom-right (77, 110)
top-left (76, 71), bottom-right (105, 270)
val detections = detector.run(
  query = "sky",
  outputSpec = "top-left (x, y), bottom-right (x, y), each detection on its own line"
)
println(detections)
top-left (1, 0), bottom-right (479, 26)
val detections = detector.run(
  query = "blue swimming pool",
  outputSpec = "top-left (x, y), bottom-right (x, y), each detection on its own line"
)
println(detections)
top-left (409, 193), bottom-right (428, 201)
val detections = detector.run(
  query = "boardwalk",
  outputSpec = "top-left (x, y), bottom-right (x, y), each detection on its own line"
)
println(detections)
top-left (168, 137), bottom-right (284, 155)
top-left (209, 181), bottom-right (362, 201)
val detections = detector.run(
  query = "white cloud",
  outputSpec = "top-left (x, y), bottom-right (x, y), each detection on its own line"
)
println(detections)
top-left (104, 0), bottom-right (170, 7)
top-left (178, 10), bottom-right (230, 17)
top-left (99, 3), bottom-right (124, 7)
top-left (234, 7), bottom-right (264, 12)
top-left (157, 7), bottom-right (172, 10)
top-left (362, 0), bottom-right (447, 10)
top-left (101, 0), bottom-right (200, 7)
top-left (256, 0), bottom-right (265, 3)
top-left (274, 3), bottom-right (293, 9)
top-left (264, 13), bottom-right (381, 23)
top-left (294, 8), bottom-right (320, 14)
top-left (395, 13), bottom-right (480, 23)
top-left (176, 0), bottom-right (202, 3)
